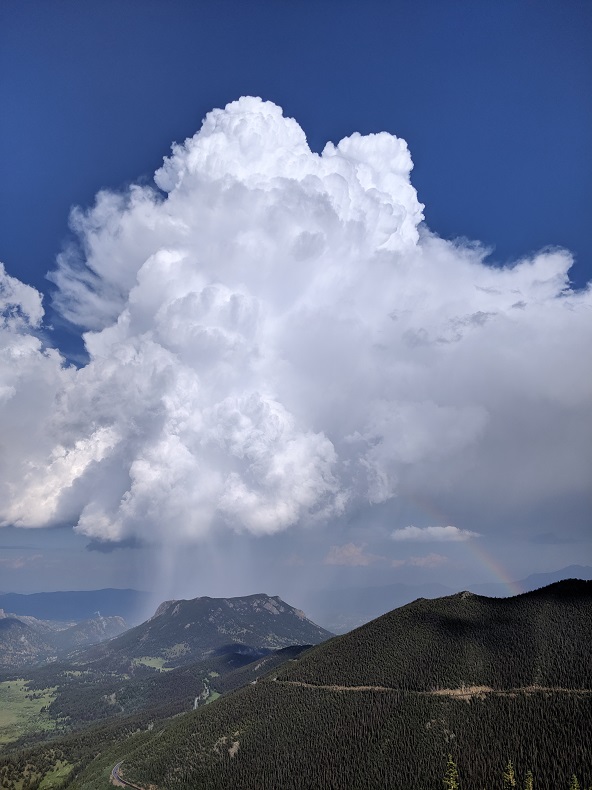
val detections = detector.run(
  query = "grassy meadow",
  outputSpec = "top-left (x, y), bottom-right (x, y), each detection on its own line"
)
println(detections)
top-left (0, 680), bottom-right (57, 746)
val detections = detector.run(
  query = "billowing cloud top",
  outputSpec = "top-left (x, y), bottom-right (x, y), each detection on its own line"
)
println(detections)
top-left (1, 97), bottom-right (591, 547)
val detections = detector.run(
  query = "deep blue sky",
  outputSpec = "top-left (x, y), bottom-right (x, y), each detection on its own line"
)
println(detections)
top-left (1, 0), bottom-right (590, 311)
top-left (0, 0), bottom-right (590, 596)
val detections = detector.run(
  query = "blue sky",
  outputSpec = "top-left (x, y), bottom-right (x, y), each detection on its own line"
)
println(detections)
top-left (2, 1), bottom-right (590, 298)
top-left (0, 0), bottom-right (590, 598)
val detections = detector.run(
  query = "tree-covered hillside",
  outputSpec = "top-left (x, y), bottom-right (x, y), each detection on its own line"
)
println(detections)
top-left (104, 682), bottom-right (592, 790)
top-left (276, 580), bottom-right (592, 690)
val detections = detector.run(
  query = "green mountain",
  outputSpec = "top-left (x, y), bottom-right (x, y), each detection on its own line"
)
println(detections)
top-left (73, 593), bottom-right (332, 671)
top-left (277, 578), bottom-right (592, 690)
top-left (91, 580), bottom-right (591, 790)
top-left (302, 565), bottom-right (592, 632)
top-left (0, 642), bottom-right (308, 746)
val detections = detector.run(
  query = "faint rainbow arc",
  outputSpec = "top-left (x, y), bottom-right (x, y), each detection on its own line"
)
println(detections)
top-left (404, 494), bottom-right (523, 597)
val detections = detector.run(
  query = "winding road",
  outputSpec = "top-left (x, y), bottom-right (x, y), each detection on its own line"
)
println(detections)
top-left (110, 762), bottom-right (146, 790)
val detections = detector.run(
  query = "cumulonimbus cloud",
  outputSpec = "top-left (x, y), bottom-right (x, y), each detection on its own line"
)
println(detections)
top-left (392, 526), bottom-right (480, 542)
top-left (0, 97), bottom-right (591, 546)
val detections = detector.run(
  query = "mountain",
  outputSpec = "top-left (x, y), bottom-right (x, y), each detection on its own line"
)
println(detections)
top-left (0, 594), bottom-right (328, 757)
top-left (0, 589), bottom-right (149, 624)
top-left (0, 609), bottom-right (128, 668)
top-left (72, 593), bottom-right (332, 671)
top-left (2, 582), bottom-right (590, 789)
top-left (90, 580), bottom-right (592, 790)
top-left (277, 579), bottom-right (592, 689)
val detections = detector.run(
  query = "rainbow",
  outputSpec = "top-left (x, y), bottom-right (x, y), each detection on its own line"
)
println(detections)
top-left (467, 539), bottom-right (523, 596)
top-left (404, 494), bottom-right (522, 597)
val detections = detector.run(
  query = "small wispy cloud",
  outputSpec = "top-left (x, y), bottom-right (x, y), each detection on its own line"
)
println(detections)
top-left (323, 544), bottom-right (449, 571)
top-left (392, 525), bottom-right (479, 542)
top-left (324, 543), bottom-right (383, 567)
top-left (0, 553), bottom-right (43, 570)
top-left (391, 559), bottom-right (406, 568)
top-left (284, 553), bottom-right (305, 567)
top-left (408, 552), bottom-right (448, 568)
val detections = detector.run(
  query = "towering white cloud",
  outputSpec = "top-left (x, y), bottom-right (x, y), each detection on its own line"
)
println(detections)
top-left (0, 97), bottom-right (590, 546)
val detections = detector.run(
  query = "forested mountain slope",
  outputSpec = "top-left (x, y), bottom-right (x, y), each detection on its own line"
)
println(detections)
top-left (277, 579), bottom-right (592, 689)
top-left (108, 682), bottom-right (592, 790)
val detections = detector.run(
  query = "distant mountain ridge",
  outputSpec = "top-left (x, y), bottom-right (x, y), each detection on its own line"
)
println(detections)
top-left (74, 593), bottom-right (332, 670)
top-left (0, 588), bottom-right (149, 624)
top-left (3, 565), bottom-right (589, 635)
top-left (0, 609), bottom-right (128, 668)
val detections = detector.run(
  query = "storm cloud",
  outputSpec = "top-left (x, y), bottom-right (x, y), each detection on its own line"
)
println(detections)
top-left (1, 97), bottom-right (590, 548)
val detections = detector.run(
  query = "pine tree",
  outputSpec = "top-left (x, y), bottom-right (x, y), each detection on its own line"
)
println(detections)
top-left (443, 754), bottom-right (460, 790)
top-left (524, 769), bottom-right (534, 790)
top-left (503, 761), bottom-right (517, 789)
top-left (568, 777), bottom-right (580, 790)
